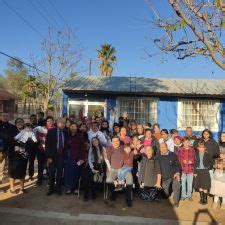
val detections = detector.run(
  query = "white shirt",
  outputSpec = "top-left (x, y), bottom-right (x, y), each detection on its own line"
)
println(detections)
top-left (15, 130), bottom-right (37, 143)
top-left (88, 129), bottom-right (108, 147)
top-left (159, 137), bottom-right (174, 152)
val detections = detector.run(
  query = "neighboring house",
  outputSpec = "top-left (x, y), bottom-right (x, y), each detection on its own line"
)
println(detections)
top-left (0, 88), bottom-right (18, 120)
top-left (62, 76), bottom-right (225, 138)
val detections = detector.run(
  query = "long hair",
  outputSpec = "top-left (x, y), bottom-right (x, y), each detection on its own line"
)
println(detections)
top-left (202, 129), bottom-right (213, 140)
top-left (91, 137), bottom-right (103, 164)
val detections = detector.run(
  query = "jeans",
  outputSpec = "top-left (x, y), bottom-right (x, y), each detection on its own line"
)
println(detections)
top-left (106, 169), bottom-right (133, 185)
top-left (118, 166), bottom-right (132, 181)
top-left (181, 173), bottom-right (193, 198)
top-left (162, 178), bottom-right (181, 204)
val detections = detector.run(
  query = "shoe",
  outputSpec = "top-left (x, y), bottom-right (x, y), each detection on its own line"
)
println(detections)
top-left (173, 203), bottom-right (179, 208)
top-left (47, 190), bottom-right (54, 196)
top-left (126, 200), bottom-right (132, 207)
top-left (65, 190), bottom-right (72, 195)
top-left (199, 191), bottom-right (204, 205)
top-left (212, 202), bottom-right (219, 209)
top-left (74, 190), bottom-right (79, 195)
top-left (202, 193), bottom-right (208, 205)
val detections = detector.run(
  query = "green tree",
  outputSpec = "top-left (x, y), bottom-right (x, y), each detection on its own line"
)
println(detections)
top-left (97, 44), bottom-right (117, 77)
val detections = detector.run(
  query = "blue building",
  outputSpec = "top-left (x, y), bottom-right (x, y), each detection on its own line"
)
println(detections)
top-left (62, 76), bottom-right (225, 138)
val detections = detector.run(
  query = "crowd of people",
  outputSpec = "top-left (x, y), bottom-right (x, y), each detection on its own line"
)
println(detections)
top-left (0, 111), bottom-right (225, 209)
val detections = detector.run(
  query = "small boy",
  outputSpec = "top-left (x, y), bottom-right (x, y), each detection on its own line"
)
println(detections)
top-left (176, 136), bottom-right (195, 201)
top-left (15, 123), bottom-right (37, 143)
top-left (114, 144), bottom-right (138, 191)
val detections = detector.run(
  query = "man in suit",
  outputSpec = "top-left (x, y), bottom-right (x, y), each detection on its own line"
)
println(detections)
top-left (45, 117), bottom-right (67, 195)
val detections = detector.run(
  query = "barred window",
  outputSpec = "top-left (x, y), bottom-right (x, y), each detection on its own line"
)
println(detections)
top-left (177, 99), bottom-right (220, 131)
top-left (117, 97), bottom-right (157, 124)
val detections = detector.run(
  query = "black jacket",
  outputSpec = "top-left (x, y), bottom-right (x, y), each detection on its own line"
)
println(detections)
top-left (156, 151), bottom-right (181, 181)
top-left (194, 151), bottom-right (214, 173)
top-left (45, 128), bottom-right (67, 160)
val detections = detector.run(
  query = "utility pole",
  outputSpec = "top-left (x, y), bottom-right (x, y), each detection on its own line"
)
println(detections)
top-left (88, 58), bottom-right (92, 76)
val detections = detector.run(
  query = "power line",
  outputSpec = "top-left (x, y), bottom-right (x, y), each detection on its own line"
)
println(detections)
top-left (27, 0), bottom-right (58, 31)
top-left (36, 0), bottom-right (63, 31)
top-left (1, 0), bottom-right (44, 38)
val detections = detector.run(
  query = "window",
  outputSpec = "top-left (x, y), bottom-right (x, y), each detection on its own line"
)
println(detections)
top-left (68, 100), bottom-right (106, 120)
top-left (117, 97), bottom-right (157, 124)
top-left (177, 99), bottom-right (220, 131)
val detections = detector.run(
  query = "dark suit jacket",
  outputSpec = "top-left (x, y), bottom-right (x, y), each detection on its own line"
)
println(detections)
top-left (45, 128), bottom-right (67, 160)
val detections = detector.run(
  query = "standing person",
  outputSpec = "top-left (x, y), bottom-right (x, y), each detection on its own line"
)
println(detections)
top-left (170, 129), bottom-right (178, 140)
top-left (45, 118), bottom-right (67, 196)
top-left (64, 122), bottom-right (86, 195)
top-left (160, 129), bottom-right (174, 152)
top-left (137, 124), bottom-right (144, 142)
top-left (112, 123), bottom-right (120, 138)
top-left (210, 159), bottom-right (225, 209)
top-left (143, 129), bottom-right (159, 154)
top-left (37, 112), bottom-right (45, 126)
top-left (30, 114), bottom-right (38, 128)
top-left (157, 142), bottom-right (181, 207)
top-left (176, 137), bottom-right (195, 201)
top-left (100, 120), bottom-right (112, 147)
top-left (8, 119), bottom-right (36, 193)
top-left (129, 120), bottom-right (137, 137)
top-left (65, 119), bottom-right (72, 133)
top-left (88, 122), bottom-right (107, 147)
top-left (34, 117), bottom-right (55, 185)
top-left (185, 127), bottom-right (198, 146)
top-left (218, 132), bottom-right (225, 161)
top-left (173, 136), bottom-right (183, 153)
top-left (152, 123), bottom-right (162, 140)
top-left (194, 141), bottom-right (214, 205)
top-left (139, 146), bottom-right (161, 189)
top-left (83, 137), bottom-right (106, 201)
top-left (119, 127), bottom-right (131, 145)
top-left (194, 129), bottom-right (220, 179)
top-left (0, 112), bottom-right (15, 192)
top-left (106, 136), bottom-right (133, 207)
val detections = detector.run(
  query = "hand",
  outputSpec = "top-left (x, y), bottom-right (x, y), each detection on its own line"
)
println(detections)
top-left (194, 174), bottom-right (197, 177)
top-left (183, 160), bottom-right (187, 164)
top-left (77, 160), bottom-right (85, 166)
top-left (92, 169), bottom-right (99, 173)
top-left (47, 158), bottom-right (53, 166)
top-left (174, 173), bottom-right (180, 181)
top-left (188, 160), bottom-right (193, 164)
top-left (154, 183), bottom-right (162, 189)
top-left (140, 182), bottom-right (144, 188)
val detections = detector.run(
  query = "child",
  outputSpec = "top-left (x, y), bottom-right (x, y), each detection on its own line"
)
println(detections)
top-left (194, 141), bottom-right (214, 205)
top-left (139, 146), bottom-right (161, 189)
top-left (15, 123), bottom-right (37, 144)
top-left (210, 159), bottom-right (225, 209)
top-left (174, 135), bottom-right (182, 153)
top-left (177, 137), bottom-right (195, 201)
top-left (114, 144), bottom-right (137, 191)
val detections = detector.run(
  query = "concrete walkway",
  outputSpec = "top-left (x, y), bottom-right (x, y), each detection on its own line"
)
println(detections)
top-left (0, 207), bottom-right (222, 225)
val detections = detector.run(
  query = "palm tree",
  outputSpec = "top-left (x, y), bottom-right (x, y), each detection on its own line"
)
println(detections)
top-left (97, 44), bottom-right (117, 77)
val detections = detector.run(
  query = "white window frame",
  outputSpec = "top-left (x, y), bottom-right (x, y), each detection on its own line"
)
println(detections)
top-left (177, 99), bottom-right (220, 131)
top-left (116, 97), bottom-right (158, 124)
top-left (68, 100), bottom-right (106, 117)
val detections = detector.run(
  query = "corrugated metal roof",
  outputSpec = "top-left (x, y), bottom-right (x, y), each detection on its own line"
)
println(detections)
top-left (62, 76), bottom-right (225, 96)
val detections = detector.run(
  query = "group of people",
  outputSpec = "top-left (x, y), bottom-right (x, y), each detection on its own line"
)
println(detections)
top-left (0, 111), bottom-right (225, 209)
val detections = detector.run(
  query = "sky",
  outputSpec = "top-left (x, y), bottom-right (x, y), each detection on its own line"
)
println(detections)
top-left (0, 0), bottom-right (224, 79)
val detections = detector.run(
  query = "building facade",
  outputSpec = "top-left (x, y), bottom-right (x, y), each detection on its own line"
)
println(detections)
top-left (62, 76), bottom-right (225, 138)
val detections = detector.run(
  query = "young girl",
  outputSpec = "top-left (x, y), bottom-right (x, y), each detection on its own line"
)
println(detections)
top-left (114, 144), bottom-right (138, 191)
top-left (194, 141), bottom-right (214, 205)
top-left (210, 159), bottom-right (225, 210)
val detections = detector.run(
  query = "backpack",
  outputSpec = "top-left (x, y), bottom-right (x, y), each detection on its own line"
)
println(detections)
top-left (139, 187), bottom-right (161, 201)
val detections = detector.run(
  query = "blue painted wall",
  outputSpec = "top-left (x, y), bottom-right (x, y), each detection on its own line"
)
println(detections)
top-left (106, 98), bottom-right (116, 121)
top-left (62, 93), bottom-right (68, 116)
top-left (157, 97), bottom-right (178, 131)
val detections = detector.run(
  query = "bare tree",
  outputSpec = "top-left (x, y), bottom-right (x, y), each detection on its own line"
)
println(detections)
top-left (147, 0), bottom-right (225, 70)
top-left (32, 27), bottom-right (82, 114)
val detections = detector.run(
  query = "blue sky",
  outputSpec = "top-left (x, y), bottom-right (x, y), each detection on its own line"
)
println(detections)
top-left (0, 0), bottom-right (224, 79)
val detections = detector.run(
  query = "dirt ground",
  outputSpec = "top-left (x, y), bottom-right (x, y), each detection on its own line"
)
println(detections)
top-left (0, 175), bottom-right (224, 224)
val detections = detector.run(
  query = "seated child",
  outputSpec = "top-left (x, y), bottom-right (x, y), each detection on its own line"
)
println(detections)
top-left (114, 144), bottom-right (138, 191)
top-left (210, 159), bottom-right (225, 210)
top-left (139, 146), bottom-right (161, 188)
top-left (15, 123), bottom-right (37, 143)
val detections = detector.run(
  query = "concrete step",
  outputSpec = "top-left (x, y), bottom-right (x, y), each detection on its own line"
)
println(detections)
top-left (0, 207), bottom-right (221, 225)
